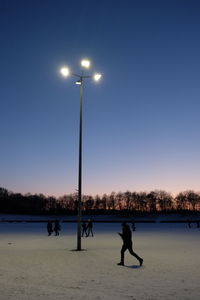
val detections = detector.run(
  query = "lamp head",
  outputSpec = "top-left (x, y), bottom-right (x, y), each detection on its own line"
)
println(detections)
top-left (81, 59), bottom-right (90, 68)
top-left (60, 67), bottom-right (70, 77)
top-left (94, 73), bottom-right (102, 82)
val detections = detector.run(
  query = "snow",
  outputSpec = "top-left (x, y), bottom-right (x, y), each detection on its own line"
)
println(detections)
top-left (0, 219), bottom-right (200, 300)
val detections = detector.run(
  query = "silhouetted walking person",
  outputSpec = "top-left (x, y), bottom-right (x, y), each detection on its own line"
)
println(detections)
top-left (82, 222), bottom-right (88, 237)
top-left (196, 221), bottom-right (200, 228)
top-left (117, 222), bottom-right (143, 266)
top-left (87, 219), bottom-right (94, 237)
top-left (47, 221), bottom-right (53, 236)
top-left (54, 220), bottom-right (61, 236)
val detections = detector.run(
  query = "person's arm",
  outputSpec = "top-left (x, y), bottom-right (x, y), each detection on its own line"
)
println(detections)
top-left (118, 232), bottom-right (123, 240)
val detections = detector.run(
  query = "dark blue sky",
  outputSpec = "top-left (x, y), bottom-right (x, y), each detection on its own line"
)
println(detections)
top-left (1, 0), bottom-right (200, 196)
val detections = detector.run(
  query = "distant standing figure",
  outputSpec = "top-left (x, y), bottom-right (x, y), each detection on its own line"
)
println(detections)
top-left (82, 222), bottom-right (88, 237)
top-left (87, 219), bottom-right (94, 237)
top-left (117, 222), bottom-right (143, 266)
top-left (54, 220), bottom-right (61, 236)
top-left (47, 221), bottom-right (53, 236)
top-left (132, 220), bottom-right (136, 232)
top-left (196, 221), bottom-right (200, 228)
top-left (187, 220), bottom-right (191, 229)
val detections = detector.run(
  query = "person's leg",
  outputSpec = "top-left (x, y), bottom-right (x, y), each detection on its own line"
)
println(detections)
top-left (128, 244), bottom-right (143, 266)
top-left (86, 228), bottom-right (89, 237)
top-left (87, 228), bottom-right (91, 236)
top-left (118, 245), bottom-right (127, 265)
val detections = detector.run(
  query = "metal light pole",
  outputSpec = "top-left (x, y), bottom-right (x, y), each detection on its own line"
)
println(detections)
top-left (77, 78), bottom-right (83, 251)
top-left (60, 59), bottom-right (102, 251)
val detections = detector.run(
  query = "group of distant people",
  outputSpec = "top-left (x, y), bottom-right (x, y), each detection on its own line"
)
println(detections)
top-left (187, 220), bottom-right (200, 229)
top-left (46, 219), bottom-right (94, 237)
top-left (81, 219), bottom-right (94, 237)
top-left (47, 220), bottom-right (61, 236)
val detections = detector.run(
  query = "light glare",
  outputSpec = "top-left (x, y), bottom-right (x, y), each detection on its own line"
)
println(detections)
top-left (60, 67), bottom-right (70, 77)
top-left (94, 73), bottom-right (102, 81)
top-left (81, 59), bottom-right (90, 68)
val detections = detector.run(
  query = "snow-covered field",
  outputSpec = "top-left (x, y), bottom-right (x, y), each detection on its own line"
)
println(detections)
top-left (0, 219), bottom-right (200, 300)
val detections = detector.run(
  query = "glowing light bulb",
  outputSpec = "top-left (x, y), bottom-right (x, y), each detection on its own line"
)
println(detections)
top-left (60, 67), bottom-right (70, 77)
top-left (81, 59), bottom-right (90, 68)
top-left (94, 73), bottom-right (102, 81)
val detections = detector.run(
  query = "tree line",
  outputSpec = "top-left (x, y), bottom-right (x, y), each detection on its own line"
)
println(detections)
top-left (0, 187), bottom-right (200, 215)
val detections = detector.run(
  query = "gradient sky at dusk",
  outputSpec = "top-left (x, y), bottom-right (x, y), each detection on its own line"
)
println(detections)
top-left (1, 0), bottom-right (200, 197)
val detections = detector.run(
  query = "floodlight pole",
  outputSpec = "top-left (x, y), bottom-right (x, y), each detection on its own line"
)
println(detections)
top-left (77, 77), bottom-right (83, 251)
top-left (76, 73), bottom-right (91, 251)
top-left (60, 62), bottom-right (102, 251)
